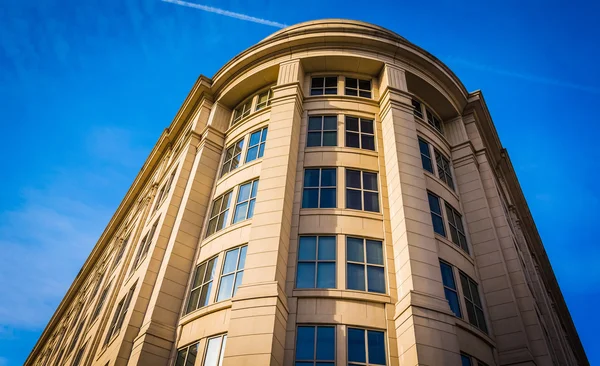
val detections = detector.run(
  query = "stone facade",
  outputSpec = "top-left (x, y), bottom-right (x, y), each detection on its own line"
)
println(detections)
top-left (25, 20), bottom-right (587, 366)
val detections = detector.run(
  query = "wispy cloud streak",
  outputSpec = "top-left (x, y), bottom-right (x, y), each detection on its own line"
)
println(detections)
top-left (446, 56), bottom-right (600, 95)
top-left (161, 0), bottom-right (288, 28)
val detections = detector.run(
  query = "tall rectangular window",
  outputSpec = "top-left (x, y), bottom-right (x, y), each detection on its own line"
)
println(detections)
top-left (186, 257), bottom-right (218, 314)
top-left (345, 78), bottom-right (372, 98)
top-left (445, 204), bottom-right (468, 253)
top-left (206, 191), bottom-right (232, 236)
top-left (104, 283), bottom-right (136, 344)
top-left (346, 237), bottom-right (385, 293)
top-left (345, 116), bottom-right (375, 150)
top-left (132, 218), bottom-right (160, 270)
top-left (232, 180), bottom-right (259, 224)
top-left (296, 236), bottom-right (336, 289)
top-left (220, 139), bottom-right (244, 177)
top-left (459, 272), bottom-right (488, 333)
top-left (439, 261), bottom-right (462, 317)
top-left (91, 282), bottom-right (112, 322)
top-left (232, 99), bottom-right (252, 124)
top-left (67, 317), bottom-right (86, 354)
top-left (307, 115), bottom-right (337, 147)
top-left (72, 342), bottom-right (87, 366)
top-left (310, 76), bottom-right (337, 95)
top-left (461, 354), bottom-right (472, 366)
top-left (426, 108), bottom-right (443, 133)
top-left (346, 169), bottom-right (379, 212)
top-left (412, 99), bottom-right (423, 118)
top-left (295, 326), bottom-right (335, 365)
top-left (216, 246), bottom-right (247, 302)
top-left (255, 89), bottom-right (272, 111)
top-left (418, 138), bottom-right (433, 173)
top-left (245, 127), bottom-right (268, 163)
top-left (435, 149), bottom-right (454, 189)
top-left (203, 334), bottom-right (227, 366)
top-left (89, 272), bottom-right (105, 300)
top-left (427, 192), bottom-right (446, 236)
top-left (302, 168), bottom-right (336, 208)
top-left (347, 328), bottom-right (386, 365)
top-left (154, 169), bottom-right (176, 211)
top-left (112, 235), bottom-right (129, 268)
top-left (175, 342), bottom-right (198, 366)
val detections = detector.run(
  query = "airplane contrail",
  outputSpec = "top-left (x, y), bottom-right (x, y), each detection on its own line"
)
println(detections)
top-left (161, 0), bottom-right (288, 29)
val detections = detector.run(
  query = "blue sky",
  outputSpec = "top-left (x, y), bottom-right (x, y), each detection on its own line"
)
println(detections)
top-left (0, 0), bottom-right (598, 365)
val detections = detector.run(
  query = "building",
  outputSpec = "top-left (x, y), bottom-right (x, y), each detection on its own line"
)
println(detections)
top-left (25, 19), bottom-right (588, 366)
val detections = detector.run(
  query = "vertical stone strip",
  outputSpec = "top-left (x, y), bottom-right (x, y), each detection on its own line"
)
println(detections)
top-left (379, 64), bottom-right (462, 365)
top-left (222, 59), bottom-right (304, 366)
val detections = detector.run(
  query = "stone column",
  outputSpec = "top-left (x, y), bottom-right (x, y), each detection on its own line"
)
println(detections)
top-left (221, 59), bottom-right (304, 366)
top-left (379, 64), bottom-right (462, 365)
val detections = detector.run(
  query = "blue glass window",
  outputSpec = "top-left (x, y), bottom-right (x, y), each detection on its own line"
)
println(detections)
top-left (302, 168), bottom-right (336, 208)
top-left (233, 180), bottom-right (259, 224)
top-left (418, 138), bottom-right (433, 173)
top-left (295, 326), bottom-right (335, 365)
top-left (245, 127), bottom-right (268, 163)
top-left (216, 246), bottom-right (247, 302)
top-left (427, 192), bottom-right (446, 236)
top-left (348, 328), bottom-right (386, 365)
top-left (346, 237), bottom-right (385, 293)
top-left (307, 116), bottom-right (337, 147)
top-left (296, 236), bottom-right (336, 289)
top-left (439, 261), bottom-right (462, 318)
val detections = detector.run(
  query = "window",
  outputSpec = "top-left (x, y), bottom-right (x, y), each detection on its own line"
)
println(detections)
top-left (104, 283), bottom-right (136, 344)
top-left (186, 257), bottom-right (218, 314)
top-left (346, 237), bottom-right (385, 293)
top-left (439, 261), bottom-right (461, 317)
top-left (175, 342), bottom-right (198, 366)
top-left (232, 99), bottom-right (252, 124)
top-left (232, 180), bottom-right (259, 224)
top-left (245, 127), bottom-right (268, 163)
top-left (154, 169), bottom-right (176, 211)
top-left (426, 108), bottom-right (443, 133)
top-left (220, 139), bottom-right (244, 177)
top-left (412, 99), bottom-right (423, 118)
top-left (445, 204), bottom-right (468, 253)
top-left (131, 218), bottom-right (160, 270)
top-left (295, 326), bottom-right (335, 365)
top-left (427, 192), bottom-right (446, 236)
top-left (89, 272), bottom-right (105, 299)
top-left (346, 169), bottom-right (379, 212)
top-left (71, 342), bottom-right (87, 366)
top-left (418, 138), bottom-right (433, 173)
top-left (296, 236), bottom-right (336, 289)
top-left (216, 246), bottom-right (247, 301)
top-left (67, 317), bottom-right (86, 354)
top-left (91, 282), bottom-right (112, 321)
top-left (112, 235), bottom-right (129, 268)
top-left (345, 116), bottom-right (375, 150)
top-left (206, 191), bottom-right (232, 236)
top-left (310, 76), bottom-right (337, 96)
top-left (307, 115), bottom-right (337, 147)
top-left (435, 149), bottom-right (454, 189)
top-left (347, 328), bottom-right (386, 365)
top-left (255, 89), bottom-right (272, 111)
top-left (302, 168), bottom-right (336, 208)
top-left (461, 353), bottom-right (489, 366)
top-left (203, 334), bottom-right (227, 366)
top-left (345, 78), bottom-right (372, 98)
top-left (459, 272), bottom-right (488, 333)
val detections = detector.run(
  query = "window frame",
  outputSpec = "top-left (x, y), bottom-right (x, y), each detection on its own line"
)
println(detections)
top-left (232, 179), bottom-right (259, 224)
top-left (346, 169), bottom-right (380, 213)
top-left (206, 191), bottom-right (233, 236)
top-left (202, 334), bottom-right (227, 366)
top-left (104, 283), bottom-right (136, 345)
top-left (71, 341), bottom-right (87, 366)
top-left (346, 237), bottom-right (386, 294)
top-left (220, 139), bottom-right (245, 178)
top-left (345, 77), bottom-right (372, 98)
top-left (459, 271), bottom-right (488, 333)
top-left (418, 138), bottom-right (434, 174)
top-left (216, 245), bottom-right (248, 302)
top-left (295, 236), bottom-right (337, 289)
top-left (175, 342), bottom-right (199, 366)
top-left (301, 168), bottom-right (337, 209)
top-left (255, 89), bottom-right (272, 111)
top-left (232, 98), bottom-right (252, 125)
top-left (91, 281), bottom-right (112, 322)
top-left (345, 116), bottom-right (375, 151)
top-left (427, 191), bottom-right (446, 237)
top-left (131, 217), bottom-right (160, 271)
top-left (434, 149), bottom-right (455, 190)
top-left (445, 203), bottom-right (469, 253)
top-left (310, 76), bottom-right (338, 96)
top-left (307, 115), bottom-right (338, 147)
top-left (439, 260), bottom-right (462, 318)
top-left (185, 256), bottom-right (218, 314)
top-left (245, 127), bottom-right (268, 163)
top-left (111, 234), bottom-right (130, 269)
top-left (412, 98), bottom-right (423, 119)
top-left (153, 168), bottom-right (176, 212)
top-left (294, 325), bottom-right (336, 365)
top-left (426, 107), bottom-right (444, 134)
top-left (347, 327), bottom-right (387, 366)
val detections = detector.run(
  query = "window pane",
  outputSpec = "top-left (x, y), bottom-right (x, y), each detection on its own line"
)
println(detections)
top-left (439, 262), bottom-right (456, 289)
top-left (312, 78), bottom-right (324, 88)
top-left (302, 189), bottom-right (319, 208)
top-left (347, 263), bottom-right (365, 291)
top-left (347, 237), bottom-right (364, 262)
top-left (366, 240), bottom-right (383, 265)
top-left (367, 330), bottom-right (386, 365)
top-left (322, 131), bottom-right (337, 146)
top-left (299, 237), bottom-right (317, 261)
top-left (204, 337), bottom-right (223, 366)
top-left (246, 146), bottom-right (258, 162)
top-left (358, 79), bottom-right (371, 90)
top-left (258, 143), bottom-right (265, 158)
top-left (311, 88), bottom-right (323, 96)
top-left (445, 288), bottom-right (462, 317)
top-left (432, 215), bottom-right (446, 236)
top-left (199, 283), bottom-right (211, 307)
top-left (320, 188), bottom-right (336, 208)
top-left (237, 183), bottom-right (251, 202)
top-left (476, 308), bottom-right (488, 333)
top-left (346, 170), bottom-right (362, 188)
top-left (321, 169), bottom-right (336, 186)
top-left (192, 263), bottom-right (206, 287)
top-left (346, 189), bottom-right (362, 210)
top-left (449, 225), bottom-right (459, 245)
top-left (186, 343), bottom-right (198, 366)
top-left (323, 116), bottom-right (337, 130)
top-left (324, 88), bottom-right (337, 95)
top-left (419, 139), bottom-right (430, 156)
top-left (367, 266), bottom-right (385, 293)
top-left (186, 288), bottom-right (200, 313)
top-left (316, 326), bottom-right (335, 360)
top-left (465, 302), bottom-right (477, 327)
top-left (347, 328), bottom-right (366, 363)
top-left (360, 119), bottom-right (374, 134)
top-left (211, 197), bottom-right (223, 217)
top-left (222, 249), bottom-right (239, 274)
top-left (318, 236), bottom-right (336, 260)
top-left (233, 271), bottom-right (243, 296)
top-left (217, 274), bottom-right (234, 301)
top-left (308, 117), bottom-right (322, 131)
top-left (296, 326), bottom-right (315, 360)
top-left (346, 117), bottom-right (359, 131)
top-left (297, 263), bottom-right (316, 288)
top-left (427, 193), bottom-right (441, 214)
top-left (233, 202), bottom-right (248, 223)
top-left (304, 169), bottom-right (320, 187)
top-left (459, 273), bottom-right (470, 298)
top-left (238, 246), bottom-right (247, 269)
top-left (317, 263), bottom-right (336, 288)
top-left (249, 131), bottom-right (261, 145)
top-left (364, 191), bottom-right (379, 212)
top-left (362, 172), bottom-right (377, 191)
top-left (346, 132), bottom-right (360, 148)
top-left (470, 281), bottom-right (482, 307)
top-left (175, 349), bottom-right (187, 366)
top-left (422, 156), bottom-right (433, 173)
top-left (359, 90), bottom-right (372, 98)
top-left (361, 135), bottom-right (375, 150)
top-left (247, 200), bottom-right (256, 219)
top-left (325, 77), bottom-right (337, 87)
top-left (307, 132), bottom-right (322, 147)
top-left (462, 354), bottom-right (473, 366)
